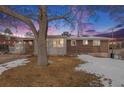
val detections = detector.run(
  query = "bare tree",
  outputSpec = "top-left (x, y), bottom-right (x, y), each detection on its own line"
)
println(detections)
top-left (0, 5), bottom-right (124, 66)
top-left (0, 5), bottom-right (70, 66)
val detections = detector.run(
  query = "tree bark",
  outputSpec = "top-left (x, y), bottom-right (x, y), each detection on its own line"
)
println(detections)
top-left (37, 37), bottom-right (48, 66)
top-left (36, 6), bottom-right (48, 66)
top-left (34, 39), bottom-right (38, 55)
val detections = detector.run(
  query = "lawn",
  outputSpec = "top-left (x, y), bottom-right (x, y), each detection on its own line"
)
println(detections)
top-left (0, 55), bottom-right (103, 87)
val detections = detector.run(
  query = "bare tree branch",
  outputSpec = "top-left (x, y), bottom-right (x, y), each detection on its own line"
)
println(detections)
top-left (48, 12), bottom-right (70, 22)
top-left (48, 16), bottom-right (65, 21)
top-left (0, 6), bottom-right (38, 37)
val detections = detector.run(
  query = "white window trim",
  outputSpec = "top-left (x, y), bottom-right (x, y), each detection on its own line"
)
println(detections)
top-left (83, 40), bottom-right (88, 45)
top-left (93, 40), bottom-right (101, 46)
top-left (53, 39), bottom-right (64, 48)
top-left (71, 40), bottom-right (76, 46)
top-left (29, 41), bottom-right (33, 46)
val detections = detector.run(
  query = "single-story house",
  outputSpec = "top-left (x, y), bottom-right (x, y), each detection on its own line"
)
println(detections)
top-left (13, 35), bottom-right (110, 57)
top-left (0, 33), bottom-right (110, 57)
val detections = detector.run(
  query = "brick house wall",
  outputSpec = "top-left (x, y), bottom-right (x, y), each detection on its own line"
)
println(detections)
top-left (0, 34), bottom-right (17, 52)
top-left (0, 34), bottom-right (16, 46)
top-left (67, 39), bottom-right (109, 55)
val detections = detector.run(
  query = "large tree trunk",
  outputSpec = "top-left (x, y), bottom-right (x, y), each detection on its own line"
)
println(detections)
top-left (37, 36), bottom-right (48, 66)
top-left (34, 39), bottom-right (38, 55)
top-left (36, 6), bottom-right (48, 66)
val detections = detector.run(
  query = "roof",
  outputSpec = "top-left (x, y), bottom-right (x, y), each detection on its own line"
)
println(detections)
top-left (47, 35), bottom-right (66, 38)
top-left (18, 37), bottom-right (34, 41)
top-left (0, 32), bottom-right (111, 41)
top-left (15, 36), bottom-right (111, 41)
top-left (17, 35), bottom-right (66, 41)
top-left (67, 36), bottom-right (111, 40)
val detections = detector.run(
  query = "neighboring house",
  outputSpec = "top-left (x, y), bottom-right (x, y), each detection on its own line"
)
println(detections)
top-left (109, 38), bottom-right (124, 59)
top-left (109, 38), bottom-right (124, 49)
top-left (0, 32), bottom-right (34, 54)
top-left (0, 32), bottom-right (16, 53)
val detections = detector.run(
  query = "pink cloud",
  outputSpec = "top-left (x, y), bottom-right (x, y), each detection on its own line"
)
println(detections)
top-left (48, 26), bottom-right (61, 35)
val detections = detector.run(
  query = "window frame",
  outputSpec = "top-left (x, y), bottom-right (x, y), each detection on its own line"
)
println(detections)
top-left (93, 40), bottom-right (101, 46)
top-left (71, 40), bottom-right (76, 46)
top-left (83, 40), bottom-right (88, 45)
top-left (53, 38), bottom-right (64, 48)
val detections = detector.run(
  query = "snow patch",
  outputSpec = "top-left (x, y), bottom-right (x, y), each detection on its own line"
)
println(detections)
top-left (48, 60), bottom-right (54, 64)
top-left (75, 54), bottom-right (124, 87)
top-left (0, 59), bottom-right (30, 75)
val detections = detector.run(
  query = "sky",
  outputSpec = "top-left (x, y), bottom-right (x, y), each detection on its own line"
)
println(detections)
top-left (89, 11), bottom-right (117, 32)
top-left (0, 5), bottom-right (123, 37)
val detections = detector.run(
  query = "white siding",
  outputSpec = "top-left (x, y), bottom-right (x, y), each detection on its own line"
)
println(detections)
top-left (12, 42), bottom-right (25, 54)
top-left (47, 38), bottom-right (66, 55)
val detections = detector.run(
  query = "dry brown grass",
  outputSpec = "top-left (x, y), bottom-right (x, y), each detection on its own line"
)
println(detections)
top-left (0, 56), bottom-right (103, 87)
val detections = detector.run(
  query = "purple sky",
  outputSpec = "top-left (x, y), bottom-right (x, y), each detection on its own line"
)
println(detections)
top-left (0, 5), bottom-right (122, 37)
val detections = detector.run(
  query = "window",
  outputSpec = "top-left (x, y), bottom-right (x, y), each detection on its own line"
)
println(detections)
top-left (23, 41), bottom-right (26, 44)
top-left (18, 41), bottom-right (22, 44)
top-left (93, 40), bottom-right (101, 46)
top-left (14, 41), bottom-right (16, 44)
top-left (53, 39), bottom-right (64, 47)
top-left (71, 40), bottom-right (76, 46)
top-left (3, 41), bottom-right (6, 44)
top-left (83, 40), bottom-right (88, 45)
top-left (29, 41), bottom-right (33, 45)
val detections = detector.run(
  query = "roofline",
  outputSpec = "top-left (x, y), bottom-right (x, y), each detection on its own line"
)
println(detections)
top-left (0, 33), bottom-right (111, 40)
top-left (67, 36), bottom-right (111, 40)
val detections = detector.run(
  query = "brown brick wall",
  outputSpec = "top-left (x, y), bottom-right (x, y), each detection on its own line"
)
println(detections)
top-left (67, 40), bottom-right (109, 55)
top-left (0, 35), bottom-right (16, 46)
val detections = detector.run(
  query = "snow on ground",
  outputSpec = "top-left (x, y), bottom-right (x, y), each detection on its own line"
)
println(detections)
top-left (0, 59), bottom-right (30, 75)
top-left (75, 54), bottom-right (124, 87)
